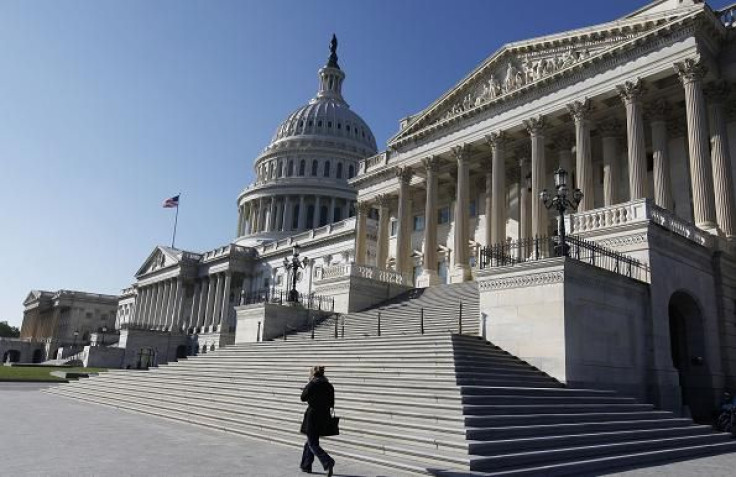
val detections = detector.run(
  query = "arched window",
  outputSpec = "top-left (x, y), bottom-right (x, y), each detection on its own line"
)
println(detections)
top-left (299, 160), bottom-right (306, 176)
top-left (292, 204), bottom-right (300, 230)
top-left (348, 164), bottom-right (355, 179)
top-left (311, 160), bottom-right (318, 176)
top-left (277, 161), bottom-right (283, 178)
top-left (287, 160), bottom-right (294, 177)
top-left (323, 161), bottom-right (331, 178)
top-left (336, 162), bottom-right (343, 179)
top-left (269, 162), bottom-right (274, 179)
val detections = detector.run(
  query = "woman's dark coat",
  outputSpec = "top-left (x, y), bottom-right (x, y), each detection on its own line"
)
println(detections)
top-left (300, 376), bottom-right (335, 436)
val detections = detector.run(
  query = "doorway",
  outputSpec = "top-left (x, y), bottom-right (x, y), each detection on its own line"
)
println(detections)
top-left (668, 291), bottom-right (714, 423)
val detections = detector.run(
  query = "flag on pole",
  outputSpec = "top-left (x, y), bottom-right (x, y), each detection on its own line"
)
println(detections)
top-left (162, 195), bottom-right (180, 208)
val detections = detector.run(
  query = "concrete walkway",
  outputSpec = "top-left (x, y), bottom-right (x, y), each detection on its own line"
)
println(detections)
top-left (1, 383), bottom-right (735, 477)
top-left (0, 383), bottom-right (406, 477)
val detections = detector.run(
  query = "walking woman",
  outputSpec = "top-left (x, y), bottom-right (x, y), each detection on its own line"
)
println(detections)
top-left (300, 365), bottom-right (336, 475)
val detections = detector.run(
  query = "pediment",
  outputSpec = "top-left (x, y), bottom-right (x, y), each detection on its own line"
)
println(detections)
top-left (23, 290), bottom-right (43, 306)
top-left (389, 4), bottom-right (705, 146)
top-left (135, 246), bottom-right (183, 277)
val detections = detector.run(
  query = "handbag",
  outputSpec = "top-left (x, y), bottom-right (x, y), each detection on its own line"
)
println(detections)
top-left (323, 408), bottom-right (340, 436)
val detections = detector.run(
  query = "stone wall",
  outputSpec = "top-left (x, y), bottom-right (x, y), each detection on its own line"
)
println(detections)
top-left (235, 303), bottom-right (332, 343)
top-left (313, 274), bottom-right (411, 313)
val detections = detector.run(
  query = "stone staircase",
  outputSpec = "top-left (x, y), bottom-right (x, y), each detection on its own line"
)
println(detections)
top-left (289, 282), bottom-right (481, 340)
top-left (46, 334), bottom-right (736, 476)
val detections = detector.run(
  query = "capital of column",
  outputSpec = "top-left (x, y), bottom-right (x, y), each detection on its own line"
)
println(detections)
top-left (645, 98), bottom-right (671, 123)
top-left (395, 166), bottom-right (413, 184)
top-left (523, 116), bottom-right (546, 136)
top-left (674, 58), bottom-right (707, 85)
top-left (356, 201), bottom-right (371, 216)
top-left (484, 131), bottom-right (507, 151)
top-left (450, 143), bottom-right (473, 163)
top-left (704, 80), bottom-right (730, 105)
top-left (421, 155), bottom-right (441, 173)
top-left (375, 193), bottom-right (393, 209)
top-left (616, 78), bottom-right (645, 104)
top-left (566, 98), bottom-right (592, 122)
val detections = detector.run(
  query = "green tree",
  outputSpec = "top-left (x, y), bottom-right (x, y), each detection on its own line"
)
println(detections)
top-left (0, 321), bottom-right (20, 338)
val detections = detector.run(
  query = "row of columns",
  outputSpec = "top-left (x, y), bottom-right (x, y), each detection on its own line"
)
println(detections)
top-left (353, 58), bottom-right (736, 283)
top-left (131, 272), bottom-right (233, 333)
top-left (238, 195), bottom-right (354, 236)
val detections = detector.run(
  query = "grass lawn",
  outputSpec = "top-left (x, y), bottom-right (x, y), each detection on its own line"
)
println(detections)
top-left (0, 366), bottom-right (108, 382)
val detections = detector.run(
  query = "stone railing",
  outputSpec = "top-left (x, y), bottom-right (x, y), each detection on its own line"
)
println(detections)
top-left (566, 199), bottom-right (713, 248)
top-left (319, 263), bottom-right (411, 286)
top-left (360, 151), bottom-right (389, 174)
top-left (202, 244), bottom-right (252, 262)
top-left (257, 217), bottom-right (357, 255)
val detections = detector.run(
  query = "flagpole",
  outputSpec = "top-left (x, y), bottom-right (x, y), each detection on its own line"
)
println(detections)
top-left (171, 193), bottom-right (180, 248)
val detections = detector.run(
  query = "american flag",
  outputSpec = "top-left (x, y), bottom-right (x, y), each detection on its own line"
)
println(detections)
top-left (162, 195), bottom-right (180, 208)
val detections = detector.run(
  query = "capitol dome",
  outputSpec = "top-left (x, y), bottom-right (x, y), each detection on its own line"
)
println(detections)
top-left (235, 35), bottom-right (377, 241)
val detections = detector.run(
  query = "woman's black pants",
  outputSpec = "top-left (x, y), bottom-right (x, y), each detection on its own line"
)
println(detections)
top-left (300, 432), bottom-right (335, 471)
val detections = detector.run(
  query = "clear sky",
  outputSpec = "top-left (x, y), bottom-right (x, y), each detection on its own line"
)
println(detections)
top-left (0, 0), bottom-right (730, 327)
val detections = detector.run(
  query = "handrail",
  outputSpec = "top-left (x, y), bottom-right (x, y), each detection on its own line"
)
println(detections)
top-left (240, 288), bottom-right (335, 312)
top-left (479, 235), bottom-right (650, 283)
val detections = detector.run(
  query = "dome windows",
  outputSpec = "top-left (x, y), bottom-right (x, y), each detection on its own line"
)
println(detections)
top-left (299, 160), bottom-right (306, 176)
top-left (311, 160), bottom-right (318, 176)
top-left (324, 161), bottom-right (331, 178)
top-left (336, 162), bottom-right (343, 179)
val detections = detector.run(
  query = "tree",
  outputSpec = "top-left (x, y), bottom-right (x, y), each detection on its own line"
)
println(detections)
top-left (0, 321), bottom-right (20, 338)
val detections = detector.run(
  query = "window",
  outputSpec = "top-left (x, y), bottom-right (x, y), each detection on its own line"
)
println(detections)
top-left (323, 161), bottom-right (331, 177)
top-left (311, 160), bottom-right (318, 176)
top-left (327, 121), bottom-right (332, 128)
top-left (292, 204), bottom-right (300, 230)
top-left (320, 205), bottom-right (328, 227)
top-left (469, 199), bottom-right (477, 217)
top-left (299, 160), bottom-right (306, 176)
top-left (413, 214), bottom-right (425, 232)
top-left (336, 162), bottom-right (343, 179)
top-left (348, 165), bottom-right (355, 179)
top-left (287, 160), bottom-right (294, 176)
top-left (438, 206), bottom-right (451, 225)
top-left (277, 161), bottom-right (283, 178)
top-left (390, 219), bottom-right (398, 236)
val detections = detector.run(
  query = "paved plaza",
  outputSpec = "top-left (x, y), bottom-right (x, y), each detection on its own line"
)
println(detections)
top-left (1, 382), bottom-right (735, 477)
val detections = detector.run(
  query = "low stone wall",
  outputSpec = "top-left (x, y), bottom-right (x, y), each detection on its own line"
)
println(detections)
top-left (118, 329), bottom-right (189, 369)
top-left (314, 275), bottom-right (412, 313)
top-left (234, 303), bottom-right (332, 343)
top-left (477, 257), bottom-right (650, 400)
top-left (82, 346), bottom-right (126, 368)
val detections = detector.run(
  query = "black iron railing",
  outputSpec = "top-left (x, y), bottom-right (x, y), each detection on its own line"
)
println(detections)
top-left (240, 288), bottom-right (335, 312)
top-left (479, 235), bottom-right (649, 282)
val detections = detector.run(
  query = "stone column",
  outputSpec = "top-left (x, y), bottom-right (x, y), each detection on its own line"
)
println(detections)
top-left (706, 81), bottom-right (736, 238)
top-left (248, 203), bottom-right (255, 235)
top-left (617, 79), bottom-right (647, 200)
top-left (647, 99), bottom-right (674, 210)
top-left (266, 197), bottom-right (275, 232)
top-left (418, 156), bottom-right (440, 286)
top-left (354, 202), bottom-right (370, 266)
top-left (395, 167), bottom-right (414, 277)
top-left (451, 144), bottom-right (471, 283)
top-left (197, 278), bottom-right (210, 330)
top-left (163, 279), bottom-right (174, 330)
top-left (187, 281), bottom-right (201, 332)
top-left (151, 283), bottom-right (164, 328)
top-left (375, 194), bottom-right (391, 270)
top-left (486, 132), bottom-right (507, 244)
top-left (484, 167), bottom-right (493, 247)
top-left (599, 119), bottom-right (622, 207)
top-left (204, 275), bottom-right (217, 331)
top-left (524, 116), bottom-right (547, 238)
top-left (519, 155), bottom-right (531, 242)
top-left (298, 195), bottom-right (306, 231)
top-left (675, 59), bottom-right (717, 230)
top-left (171, 279), bottom-right (184, 332)
top-left (211, 274), bottom-right (224, 330)
top-left (568, 99), bottom-right (594, 210)
top-left (282, 196), bottom-right (292, 232)
top-left (313, 196), bottom-right (321, 229)
top-left (218, 273), bottom-right (232, 332)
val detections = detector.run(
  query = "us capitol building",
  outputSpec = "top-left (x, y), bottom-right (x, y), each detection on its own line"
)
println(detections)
top-left (11, 0), bottom-right (736, 430)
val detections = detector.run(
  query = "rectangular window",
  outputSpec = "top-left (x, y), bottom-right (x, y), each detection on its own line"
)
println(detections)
top-left (413, 214), bottom-right (425, 232)
top-left (437, 206), bottom-right (450, 225)
top-left (390, 219), bottom-right (398, 237)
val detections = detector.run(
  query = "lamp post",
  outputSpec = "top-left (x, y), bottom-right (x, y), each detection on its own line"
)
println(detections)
top-left (101, 326), bottom-right (107, 346)
top-left (540, 168), bottom-right (583, 256)
top-left (72, 330), bottom-right (79, 349)
top-left (283, 243), bottom-right (309, 303)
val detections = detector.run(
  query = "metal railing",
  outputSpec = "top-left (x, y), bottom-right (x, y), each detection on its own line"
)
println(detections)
top-left (479, 235), bottom-right (649, 282)
top-left (240, 288), bottom-right (335, 312)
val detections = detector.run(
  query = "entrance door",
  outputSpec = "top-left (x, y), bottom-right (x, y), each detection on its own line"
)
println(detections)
top-left (136, 347), bottom-right (156, 369)
top-left (668, 291), bottom-right (714, 423)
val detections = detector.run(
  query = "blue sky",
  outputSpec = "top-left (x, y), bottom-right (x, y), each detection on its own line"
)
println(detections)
top-left (0, 0), bottom-right (729, 327)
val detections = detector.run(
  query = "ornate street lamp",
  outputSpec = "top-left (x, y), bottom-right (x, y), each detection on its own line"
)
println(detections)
top-left (72, 330), bottom-right (79, 349)
top-left (101, 326), bottom-right (107, 346)
top-left (283, 244), bottom-right (309, 303)
top-left (540, 168), bottom-right (583, 256)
